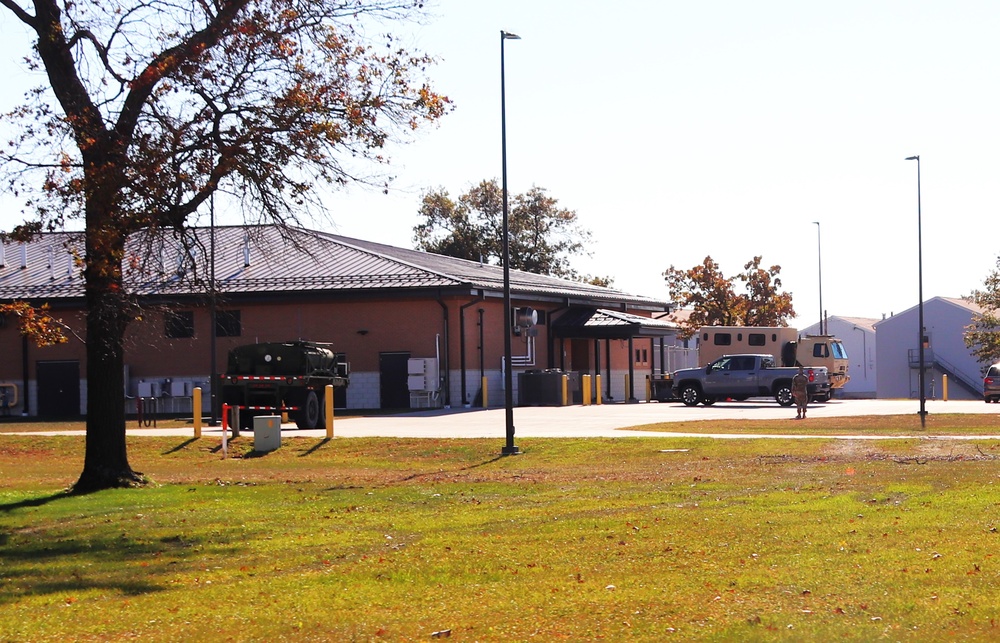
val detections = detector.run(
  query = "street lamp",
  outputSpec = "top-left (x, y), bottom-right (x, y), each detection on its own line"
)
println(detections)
top-left (905, 155), bottom-right (926, 428)
top-left (812, 221), bottom-right (823, 335)
top-left (500, 30), bottom-right (520, 456)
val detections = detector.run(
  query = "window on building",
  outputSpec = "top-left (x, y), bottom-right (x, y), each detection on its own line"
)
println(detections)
top-left (165, 311), bottom-right (195, 339)
top-left (215, 310), bottom-right (242, 337)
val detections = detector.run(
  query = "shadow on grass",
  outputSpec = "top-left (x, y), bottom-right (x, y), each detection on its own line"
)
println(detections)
top-left (0, 528), bottom-right (215, 605)
top-left (395, 455), bottom-right (507, 483)
top-left (162, 437), bottom-right (199, 454)
top-left (0, 490), bottom-right (72, 513)
top-left (299, 438), bottom-right (331, 457)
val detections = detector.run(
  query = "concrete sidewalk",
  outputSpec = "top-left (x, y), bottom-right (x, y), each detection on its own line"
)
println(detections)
top-left (108, 398), bottom-right (1000, 440)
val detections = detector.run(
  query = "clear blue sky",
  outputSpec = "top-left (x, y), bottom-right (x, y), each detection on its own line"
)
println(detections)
top-left (3, 1), bottom-right (999, 329)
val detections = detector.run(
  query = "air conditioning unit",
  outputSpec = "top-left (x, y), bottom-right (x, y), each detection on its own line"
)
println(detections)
top-left (407, 358), bottom-right (440, 392)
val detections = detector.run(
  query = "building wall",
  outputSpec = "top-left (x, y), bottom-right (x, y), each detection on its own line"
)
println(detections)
top-left (875, 298), bottom-right (981, 400)
top-left (1, 292), bottom-right (656, 415)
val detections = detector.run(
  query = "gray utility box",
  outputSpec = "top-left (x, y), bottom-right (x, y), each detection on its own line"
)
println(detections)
top-left (253, 415), bottom-right (282, 452)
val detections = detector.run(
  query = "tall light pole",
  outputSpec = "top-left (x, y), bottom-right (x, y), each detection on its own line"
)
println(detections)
top-left (905, 155), bottom-right (926, 428)
top-left (500, 30), bottom-right (520, 455)
top-left (812, 221), bottom-right (823, 335)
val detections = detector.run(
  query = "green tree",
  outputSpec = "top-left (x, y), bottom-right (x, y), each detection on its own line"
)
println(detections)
top-left (1, 0), bottom-right (449, 492)
top-left (964, 258), bottom-right (1000, 365)
top-left (663, 255), bottom-right (795, 338)
top-left (413, 179), bottom-right (595, 280)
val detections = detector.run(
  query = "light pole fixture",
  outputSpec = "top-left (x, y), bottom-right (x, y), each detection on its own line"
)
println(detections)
top-left (500, 30), bottom-right (520, 455)
top-left (812, 221), bottom-right (823, 335)
top-left (905, 155), bottom-right (926, 428)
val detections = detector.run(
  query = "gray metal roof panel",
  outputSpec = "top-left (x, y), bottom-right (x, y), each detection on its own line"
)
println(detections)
top-left (0, 226), bottom-right (669, 309)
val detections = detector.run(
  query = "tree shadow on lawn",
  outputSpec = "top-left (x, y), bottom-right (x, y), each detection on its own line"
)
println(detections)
top-left (0, 491), bottom-right (73, 514)
top-left (0, 519), bottom-right (228, 605)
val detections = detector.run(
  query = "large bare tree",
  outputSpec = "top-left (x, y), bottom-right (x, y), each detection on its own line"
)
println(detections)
top-left (0, 0), bottom-right (449, 491)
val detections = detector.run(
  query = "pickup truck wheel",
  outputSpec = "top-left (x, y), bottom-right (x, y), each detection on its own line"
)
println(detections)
top-left (775, 384), bottom-right (794, 407)
top-left (296, 390), bottom-right (322, 429)
top-left (679, 384), bottom-right (702, 407)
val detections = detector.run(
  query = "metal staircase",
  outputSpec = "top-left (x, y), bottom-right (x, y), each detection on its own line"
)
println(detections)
top-left (908, 348), bottom-right (981, 397)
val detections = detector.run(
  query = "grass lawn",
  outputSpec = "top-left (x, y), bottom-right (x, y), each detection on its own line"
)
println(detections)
top-left (3, 421), bottom-right (1000, 641)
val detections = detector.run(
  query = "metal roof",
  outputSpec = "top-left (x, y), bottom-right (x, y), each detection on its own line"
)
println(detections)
top-left (551, 307), bottom-right (680, 339)
top-left (0, 225), bottom-right (670, 309)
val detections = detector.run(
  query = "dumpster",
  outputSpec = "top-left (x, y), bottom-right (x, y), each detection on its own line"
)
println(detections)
top-left (650, 376), bottom-right (676, 402)
top-left (518, 369), bottom-right (579, 406)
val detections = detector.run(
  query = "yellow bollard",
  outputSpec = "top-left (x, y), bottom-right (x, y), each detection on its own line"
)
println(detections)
top-left (562, 374), bottom-right (569, 406)
top-left (625, 374), bottom-right (630, 401)
top-left (942, 374), bottom-right (948, 401)
top-left (645, 375), bottom-right (652, 403)
top-left (482, 376), bottom-right (489, 408)
top-left (325, 384), bottom-right (334, 438)
top-left (596, 374), bottom-right (602, 405)
top-left (193, 387), bottom-right (202, 438)
top-left (582, 374), bottom-right (592, 405)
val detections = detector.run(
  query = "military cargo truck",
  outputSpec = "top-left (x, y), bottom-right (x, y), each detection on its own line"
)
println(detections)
top-left (220, 341), bottom-right (349, 430)
top-left (697, 326), bottom-right (849, 397)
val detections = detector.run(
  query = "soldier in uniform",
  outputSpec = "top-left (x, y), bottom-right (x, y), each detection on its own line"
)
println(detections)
top-left (791, 365), bottom-right (809, 419)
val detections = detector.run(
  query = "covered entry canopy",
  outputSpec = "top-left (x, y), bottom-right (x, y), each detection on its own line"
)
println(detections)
top-left (551, 308), bottom-right (679, 340)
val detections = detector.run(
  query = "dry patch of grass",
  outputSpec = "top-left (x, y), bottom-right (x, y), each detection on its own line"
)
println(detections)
top-left (626, 412), bottom-right (1000, 435)
top-left (3, 434), bottom-right (1000, 641)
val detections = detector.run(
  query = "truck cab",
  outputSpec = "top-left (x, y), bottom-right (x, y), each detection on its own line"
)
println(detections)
top-left (782, 335), bottom-right (849, 391)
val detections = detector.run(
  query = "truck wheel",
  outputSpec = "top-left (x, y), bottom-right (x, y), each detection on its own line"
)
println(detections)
top-left (296, 390), bottom-right (322, 430)
top-left (679, 384), bottom-right (702, 407)
top-left (774, 385), bottom-right (794, 407)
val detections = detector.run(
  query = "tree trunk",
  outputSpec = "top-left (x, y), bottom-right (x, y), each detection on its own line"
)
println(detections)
top-left (73, 289), bottom-right (144, 492)
top-left (73, 178), bottom-right (144, 493)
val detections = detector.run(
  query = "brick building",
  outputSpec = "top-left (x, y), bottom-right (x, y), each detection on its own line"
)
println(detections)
top-left (0, 225), bottom-right (675, 417)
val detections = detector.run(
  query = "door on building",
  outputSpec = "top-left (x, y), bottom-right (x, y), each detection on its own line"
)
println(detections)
top-left (379, 352), bottom-right (411, 409)
top-left (36, 360), bottom-right (81, 418)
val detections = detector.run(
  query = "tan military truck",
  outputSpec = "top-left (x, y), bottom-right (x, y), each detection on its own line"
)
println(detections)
top-left (696, 326), bottom-right (849, 399)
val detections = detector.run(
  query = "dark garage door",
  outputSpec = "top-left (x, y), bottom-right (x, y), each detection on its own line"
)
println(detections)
top-left (37, 360), bottom-right (81, 419)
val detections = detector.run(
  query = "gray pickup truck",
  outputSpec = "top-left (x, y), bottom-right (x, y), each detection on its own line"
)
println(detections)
top-left (671, 353), bottom-right (831, 407)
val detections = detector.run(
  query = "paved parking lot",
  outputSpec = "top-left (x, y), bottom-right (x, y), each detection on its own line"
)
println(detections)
top-left (120, 398), bottom-right (1000, 440)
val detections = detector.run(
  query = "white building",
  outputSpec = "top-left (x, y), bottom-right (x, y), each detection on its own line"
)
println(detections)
top-left (874, 297), bottom-right (984, 400)
top-left (800, 316), bottom-right (878, 398)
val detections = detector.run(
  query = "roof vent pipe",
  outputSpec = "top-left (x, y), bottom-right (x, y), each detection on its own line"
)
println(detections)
top-left (243, 236), bottom-right (251, 267)
top-left (47, 245), bottom-right (54, 280)
top-left (19, 244), bottom-right (27, 269)
top-left (0, 242), bottom-right (5, 268)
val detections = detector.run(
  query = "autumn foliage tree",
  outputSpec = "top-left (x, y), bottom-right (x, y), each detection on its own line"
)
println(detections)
top-left (413, 179), bottom-right (606, 282)
top-left (663, 255), bottom-right (795, 338)
top-left (0, 0), bottom-right (449, 491)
